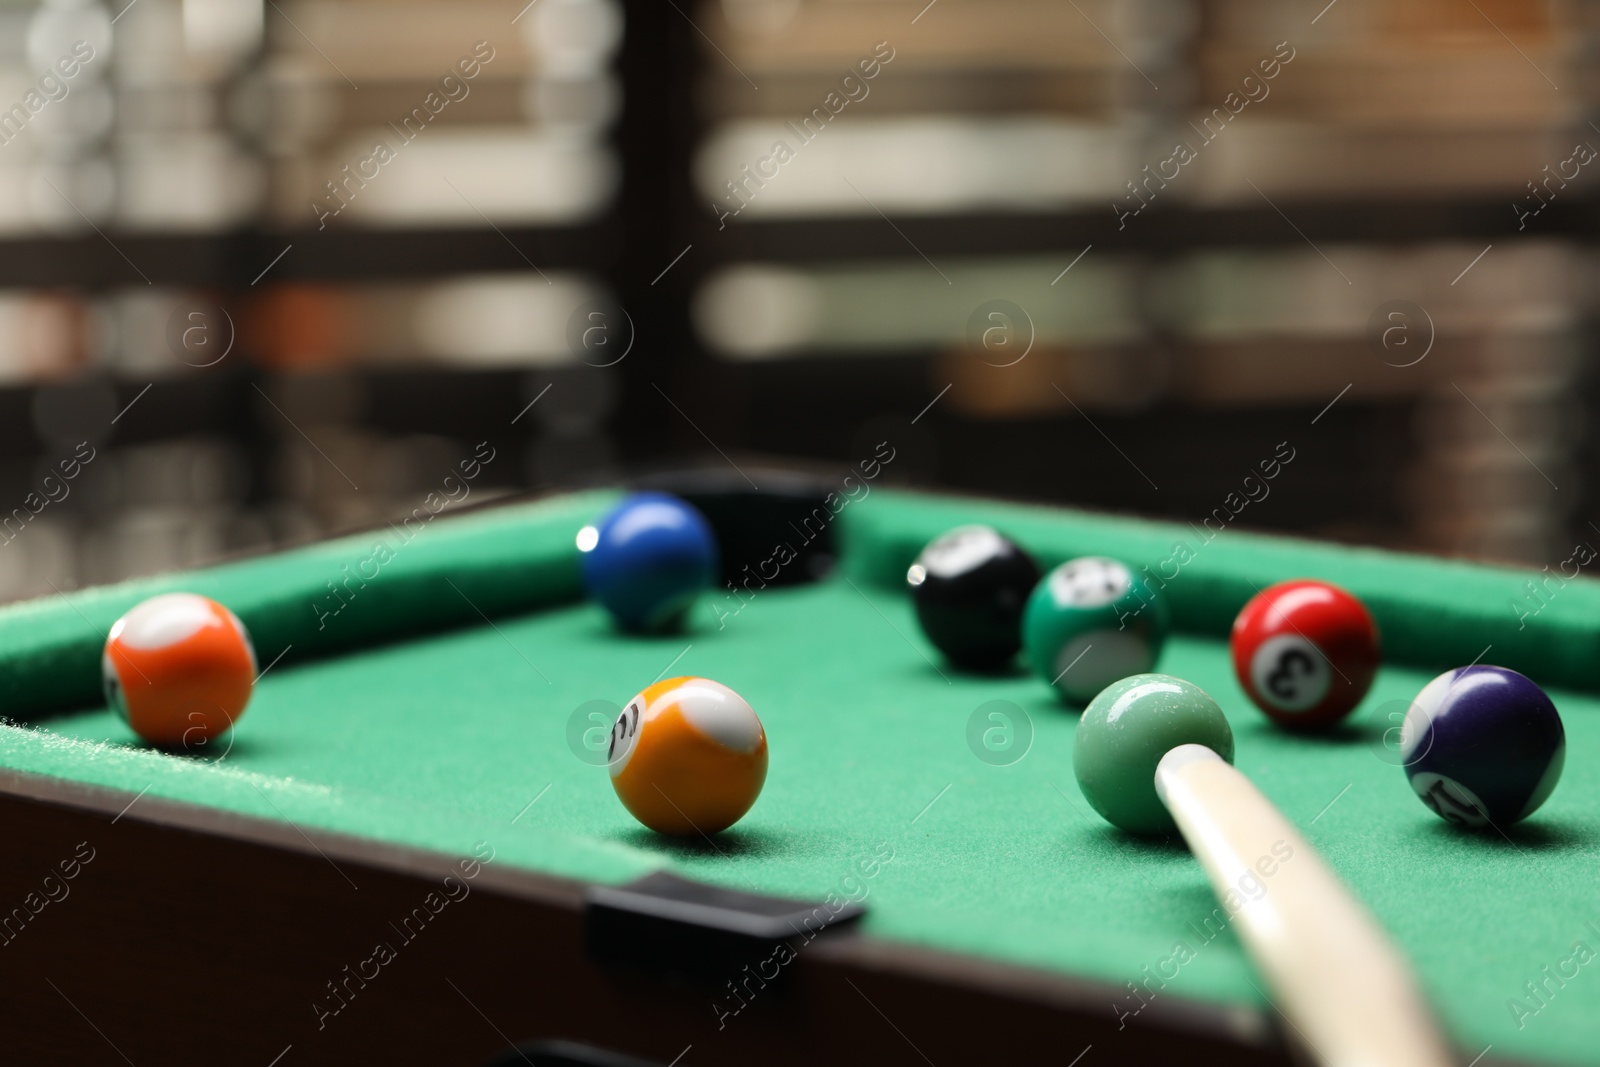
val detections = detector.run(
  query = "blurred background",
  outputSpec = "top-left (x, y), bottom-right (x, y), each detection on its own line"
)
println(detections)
top-left (0, 0), bottom-right (1593, 600)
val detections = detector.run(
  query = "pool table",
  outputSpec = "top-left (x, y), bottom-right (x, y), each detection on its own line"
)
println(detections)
top-left (0, 479), bottom-right (1595, 1066)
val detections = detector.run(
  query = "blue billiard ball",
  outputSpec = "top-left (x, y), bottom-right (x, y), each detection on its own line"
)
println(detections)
top-left (578, 493), bottom-right (719, 633)
top-left (1400, 665), bottom-right (1565, 829)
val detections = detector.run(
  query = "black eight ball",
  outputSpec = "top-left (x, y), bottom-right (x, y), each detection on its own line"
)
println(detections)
top-left (907, 525), bottom-right (1040, 671)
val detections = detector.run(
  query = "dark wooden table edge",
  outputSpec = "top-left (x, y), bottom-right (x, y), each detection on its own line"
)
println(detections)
top-left (0, 766), bottom-right (1539, 1066)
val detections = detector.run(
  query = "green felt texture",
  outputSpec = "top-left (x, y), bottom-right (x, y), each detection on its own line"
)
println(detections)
top-left (2, 489), bottom-right (1598, 1065)
top-left (844, 490), bottom-right (1600, 692)
top-left (0, 490), bottom-right (618, 716)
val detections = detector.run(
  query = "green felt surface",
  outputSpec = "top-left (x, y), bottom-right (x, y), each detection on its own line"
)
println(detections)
top-left (3, 489), bottom-right (1600, 1064)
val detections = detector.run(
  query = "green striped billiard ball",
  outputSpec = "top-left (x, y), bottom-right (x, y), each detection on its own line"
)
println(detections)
top-left (1074, 673), bottom-right (1235, 835)
top-left (1022, 556), bottom-right (1169, 704)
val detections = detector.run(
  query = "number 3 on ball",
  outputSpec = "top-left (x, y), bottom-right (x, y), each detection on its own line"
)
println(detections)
top-left (1252, 634), bottom-right (1331, 711)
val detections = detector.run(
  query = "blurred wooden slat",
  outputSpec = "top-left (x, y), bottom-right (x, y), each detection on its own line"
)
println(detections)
top-left (706, 0), bottom-right (1183, 72)
top-left (274, 0), bottom-right (536, 78)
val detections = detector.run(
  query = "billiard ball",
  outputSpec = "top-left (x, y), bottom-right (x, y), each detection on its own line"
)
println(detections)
top-left (102, 592), bottom-right (257, 747)
top-left (1074, 673), bottom-right (1234, 835)
top-left (1231, 580), bottom-right (1379, 730)
top-left (1400, 665), bottom-right (1565, 828)
top-left (1022, 556), bottom-right (1168, 704)
top-left (1228, 579), bottom-right (1382, 729)
top-left (608, 676), bottom-right (767, 835)
top-left (906, 525), bottom-right (1040, 671)
top-left (578, 492), bottom-right (719, 633)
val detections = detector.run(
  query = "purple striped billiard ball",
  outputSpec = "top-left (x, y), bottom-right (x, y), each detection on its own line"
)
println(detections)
top-left (1400, 665), bottom-right (1565, 829)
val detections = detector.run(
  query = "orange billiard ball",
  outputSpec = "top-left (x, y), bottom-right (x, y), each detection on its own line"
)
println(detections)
top-left (102, 593), bottom-right (257, 747)
top-left (608, 676), bottom-right (767, 835)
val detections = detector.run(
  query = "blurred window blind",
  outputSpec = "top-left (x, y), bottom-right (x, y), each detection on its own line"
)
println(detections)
top-left (686, 0), bottom-right (1593, 563)
top-left (0, 0), bottom-right (624, 598)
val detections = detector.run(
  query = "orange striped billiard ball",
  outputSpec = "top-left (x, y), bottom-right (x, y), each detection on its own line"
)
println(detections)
top-left (102, 593), bottom-right (257, 747)
top-left (608, 676), bottom-right (767, 835)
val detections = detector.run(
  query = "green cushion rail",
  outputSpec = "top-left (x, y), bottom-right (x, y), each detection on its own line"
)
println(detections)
top-left (839, 490), bottom-right (1600, 692)
top-left (3, 485), bottom-right (1594, 718)
top-left (0, 491), bottom-right (618, 717)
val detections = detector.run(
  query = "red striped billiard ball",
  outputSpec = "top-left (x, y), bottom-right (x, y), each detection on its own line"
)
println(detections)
top-left (1231, 580), bottom-right (1379, 730)
top-left (102, 593), bottom-right (257, 746)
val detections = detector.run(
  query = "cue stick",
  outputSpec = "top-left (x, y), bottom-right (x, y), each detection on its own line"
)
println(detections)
top-left (1155, 744), bottom-right (1455, 1067)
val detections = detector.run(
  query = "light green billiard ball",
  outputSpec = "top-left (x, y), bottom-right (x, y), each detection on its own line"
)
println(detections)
top-left (1022, 556), bottom-right (1170, 704)
top-left (1074, 674), bottom-right (1234, 835)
